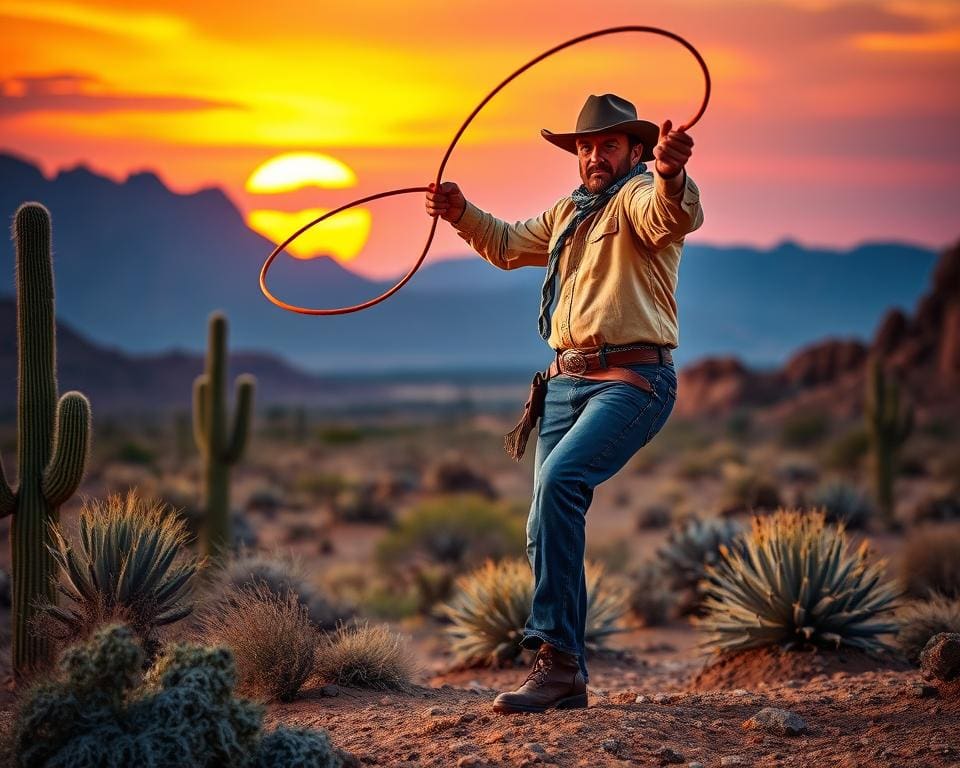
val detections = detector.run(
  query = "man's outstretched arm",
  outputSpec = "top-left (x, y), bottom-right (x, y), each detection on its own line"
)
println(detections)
top-left (425, 181), bottom-right (553, 270)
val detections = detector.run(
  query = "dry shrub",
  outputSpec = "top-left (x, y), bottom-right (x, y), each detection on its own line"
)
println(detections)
top-left (197, 583), bottom-right (318, 702)
top-left (627, 561), bottom-right (675, 627)
top-left (900, 527), bottom-right (960, 599)
top-left (897, 594), bottom-right (960, 663)
top-left (314, 621), bottom-right (416, 691)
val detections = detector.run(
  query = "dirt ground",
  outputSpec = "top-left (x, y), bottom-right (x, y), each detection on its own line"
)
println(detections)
top-left (270, 639), bottom-right (960, 768)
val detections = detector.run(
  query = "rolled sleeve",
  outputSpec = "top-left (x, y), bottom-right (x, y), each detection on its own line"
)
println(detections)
top-left (628, 172), bottom-right (704, 251)
top-left (453, 200), bottom-right (554, 270)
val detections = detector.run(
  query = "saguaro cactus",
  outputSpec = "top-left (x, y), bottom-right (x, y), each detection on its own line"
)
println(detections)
top-left (192, 312), bottom-right (255, 560)
top-left (865, 355), bottom-right (913, 528)
top-left (0, 203), bottom-right (92, 674)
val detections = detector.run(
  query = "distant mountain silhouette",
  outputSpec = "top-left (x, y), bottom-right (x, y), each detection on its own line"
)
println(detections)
top-left (0, 151), bottom-right (938, 373)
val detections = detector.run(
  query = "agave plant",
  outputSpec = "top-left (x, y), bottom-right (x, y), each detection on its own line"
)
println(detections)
top-left (42, 491), bottom-right (200, 650)
top-left (438, 558), bottom-right (628, 668)
top-left (696, 509), bottom-right (900, 653)
top-left (657, 516), bottom-right (743, 614)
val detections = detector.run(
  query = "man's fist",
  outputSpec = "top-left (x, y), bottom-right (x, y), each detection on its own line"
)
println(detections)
top-left (653, 119), bottom-right (694, 179)
top-left (425, 181), bottom-right (467, 223)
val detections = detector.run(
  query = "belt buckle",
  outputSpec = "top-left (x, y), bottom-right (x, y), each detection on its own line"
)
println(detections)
top-left (560, 349), bottom-right (588, 374)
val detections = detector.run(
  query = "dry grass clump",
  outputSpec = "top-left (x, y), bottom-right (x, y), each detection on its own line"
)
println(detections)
top-left (197, 583), bottom-right (318, 702)
top-left (900, 527), bottom-right (960, 599)
top-left (896, 594), bottom-right (960, 663)
top-left (314, 621), bottom-right (416, 692)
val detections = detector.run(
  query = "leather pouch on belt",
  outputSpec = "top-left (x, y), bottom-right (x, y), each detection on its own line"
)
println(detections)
top-left (504, 370), bottom-right (547, 461)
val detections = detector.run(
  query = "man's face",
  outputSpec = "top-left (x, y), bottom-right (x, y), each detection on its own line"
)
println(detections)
top-left (576, 131), bottom-right (642, 194)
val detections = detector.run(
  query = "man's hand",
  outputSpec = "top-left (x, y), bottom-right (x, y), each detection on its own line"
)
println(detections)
top-left (653, 119), bottom-right (694, 181)
top-left (425, 181), bottom-right (467, 223)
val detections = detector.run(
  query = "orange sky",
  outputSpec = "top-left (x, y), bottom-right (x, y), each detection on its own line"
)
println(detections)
top-left (2, 0), bottom-right (959, 278)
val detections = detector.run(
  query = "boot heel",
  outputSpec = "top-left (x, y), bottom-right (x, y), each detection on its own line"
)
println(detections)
top-left (555, 693), bottom-right (588, 709)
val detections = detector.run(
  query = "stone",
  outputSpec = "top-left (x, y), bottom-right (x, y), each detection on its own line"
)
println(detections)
top-left (720, 757), bottom-right (748, 766)
top-left (319, 684), bottom-right (340, 697)
top-left (920, 633), bottom-right (960, 682)
top-left (600, 739), bottom-right (621, 753)
top-left (742, 707), bottom-right (808, 737)
top-left (524, 743), bottom-right (546, 754)
top-left (654, 746), bottom-right (685, 764)
top-left (635, 694), bottom-right (648, 704)
top-left (688, 764), bottom-right (705, 768)
top-left (457, 756), bottom-right (483, 768)
top-left (914, 683), bottom-right (939, 698)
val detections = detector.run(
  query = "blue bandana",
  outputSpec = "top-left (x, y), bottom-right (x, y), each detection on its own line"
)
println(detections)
top-left (537, 161), bottom-right (647, 340)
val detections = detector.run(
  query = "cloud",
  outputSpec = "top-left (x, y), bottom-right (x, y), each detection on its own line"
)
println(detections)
top-left (0, 73), bottom-right (244, 116)
top-left (0, 0), bottom-right (190, 42)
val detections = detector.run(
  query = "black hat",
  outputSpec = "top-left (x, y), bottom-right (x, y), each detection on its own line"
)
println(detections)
top-left (541, 93), bottom-right (659, 161)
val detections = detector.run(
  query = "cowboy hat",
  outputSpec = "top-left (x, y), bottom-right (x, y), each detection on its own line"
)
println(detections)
top-left (541, 93), bottom-right (659, 161)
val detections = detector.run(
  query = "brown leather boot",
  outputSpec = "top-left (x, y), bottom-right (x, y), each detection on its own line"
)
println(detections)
top-left (492, 643), bottom-right (587, 714)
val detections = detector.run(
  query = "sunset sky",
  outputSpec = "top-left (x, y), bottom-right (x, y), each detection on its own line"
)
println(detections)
top-left (1, 0), bottom-right (958, 279)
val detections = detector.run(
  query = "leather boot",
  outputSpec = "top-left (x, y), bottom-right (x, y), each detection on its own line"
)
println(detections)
top-left (492, 643), bottom-right (588, 714)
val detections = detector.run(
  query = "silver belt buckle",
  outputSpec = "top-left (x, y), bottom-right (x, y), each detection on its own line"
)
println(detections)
top-left (560, 349), bottom-right (588, 374)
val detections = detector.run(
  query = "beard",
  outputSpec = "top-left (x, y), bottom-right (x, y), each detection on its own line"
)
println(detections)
top-left (582, 159), bottom-right (630, 194)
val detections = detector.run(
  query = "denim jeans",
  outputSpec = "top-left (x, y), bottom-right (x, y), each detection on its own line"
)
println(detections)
top-left (519, 354), bottom-right (678, 682)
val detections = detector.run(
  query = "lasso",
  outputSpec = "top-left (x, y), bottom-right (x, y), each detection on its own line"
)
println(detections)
top-left (258, 26), bottom-right (711, 315)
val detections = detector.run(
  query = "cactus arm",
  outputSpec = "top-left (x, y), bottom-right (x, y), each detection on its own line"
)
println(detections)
top-left (223, 375), bottom-right (255, 464)
top-left (0, 458), bottom-right (14, 518)
top-left (193, 376), bottom-right (210, 456)
top-left (41, 392), bottom-right (92, 507)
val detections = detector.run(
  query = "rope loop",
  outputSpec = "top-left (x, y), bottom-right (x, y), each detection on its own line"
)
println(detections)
top-left (259, 25), bottom-right (711, 315)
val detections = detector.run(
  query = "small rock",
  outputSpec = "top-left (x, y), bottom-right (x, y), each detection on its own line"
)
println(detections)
top-left (742, 707), bottom-right (807, 737)
top-left (524, 743), bottom-right (546, 754)
top-left (319, 684), bottom-right (340, 697)
top-left (731, 688), bottom-right (751, 696)
top-left (379, 696), bottom-right (392, 705)
top-left (654, 746), bottom-right (685, 764)
top-left (653, 692), bottom-right (680, 704)
top-left (913, 683), bottom-right (939, 698)
top-left (459, 712), bottom-right (478, 723)
top-left (600, 739), bottom-right (620, 753)
top-left (920, 632), bottom-right (960, 682)
top-left (688, 763), bottom-right (705, 768)
top-left (720, 757), bottom-right (747, 766)
top-left (457, 756), bottom-right (483, 768)
top-left (635, 694), bottom-right (648, 704)
top-left (427, 706), bottom-right (451, 717)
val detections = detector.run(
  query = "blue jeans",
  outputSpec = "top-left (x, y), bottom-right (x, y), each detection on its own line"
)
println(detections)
top-left (520, 355), bottom-right (678, 682)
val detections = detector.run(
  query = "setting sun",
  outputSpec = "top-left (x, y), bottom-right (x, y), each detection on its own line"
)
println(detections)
top-left (246, 152), bottom-right (357, 193)
top-left (247, 207), bottom-right (372, 261)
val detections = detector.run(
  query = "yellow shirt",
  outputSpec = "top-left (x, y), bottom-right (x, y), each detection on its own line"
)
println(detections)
top-left (452, 172), bottom-right (703, 350)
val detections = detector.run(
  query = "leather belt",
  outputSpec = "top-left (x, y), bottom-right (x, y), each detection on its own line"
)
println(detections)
top-left (504, 343), bottom-right (673, 461)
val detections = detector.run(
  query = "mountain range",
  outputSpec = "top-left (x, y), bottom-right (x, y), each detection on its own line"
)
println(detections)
top-left (0, 151), bottom-right (940, 375)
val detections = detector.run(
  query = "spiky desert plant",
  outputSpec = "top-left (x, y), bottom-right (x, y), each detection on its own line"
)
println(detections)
top-left (0, 203), bottom-right (92, 675)
top-left (896, 594), bottom-right (960, 663)
top-left (696, 509), bottom-right (900, 653)
top-left (438, 558), bottom-right (629, 668)
top-left (197, 583), bottom-right (318, 702)
top-left (865, 355), bottom-right (913, 527)
top-left (314, 621), bottom-right (416, 691)
top-left (11, 623), bottom-right (348, 768)
top-left (809, 481), bottom-right (874, 529)
top-left (193, 311), bottom-right (255, 561)
top-left (41, 491), bottom-right (199, 654)
top-left (657, 516), bottom-right (743, 614)
top-left (627, 560), bottom-right (675, 627)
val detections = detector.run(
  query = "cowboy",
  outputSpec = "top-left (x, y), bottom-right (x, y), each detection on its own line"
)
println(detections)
top-left (424, 93), bottom-right (703, 714)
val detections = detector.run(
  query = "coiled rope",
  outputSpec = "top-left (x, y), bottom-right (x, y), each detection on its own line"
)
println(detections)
top-left (258, 25), bottom-right (711, 315)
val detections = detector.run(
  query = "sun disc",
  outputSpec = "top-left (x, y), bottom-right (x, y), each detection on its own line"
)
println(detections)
top-left (246, 152), bottom-right (357, 193)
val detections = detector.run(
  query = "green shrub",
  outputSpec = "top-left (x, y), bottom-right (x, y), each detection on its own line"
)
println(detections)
top-left (197, 583), bottom-right (318, 702)
top-left (696, 509), bottom-right (899, 653)
top-left (896, 594), bottom-right (960, 663)
top-left (900, 528), bottom-right (960, 599)
top-left (314, 621), bottom-right (416, 691)
top-left (808, 481), bottom-right (874, 529)
top-left (376, 495), bottom-right (523, 572)
top-left (219, 552), bottom-right (353, 631)
top-left (439, 558), bottom-right (628, 668)
top-left (41, 491), bottom-right (199, 654)
top-left (780, 410), bottom-right (830, 448)
top-left (11, 624), bottom-right (349, 767)
top-left (821, 427), bottom-right (871, 472)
